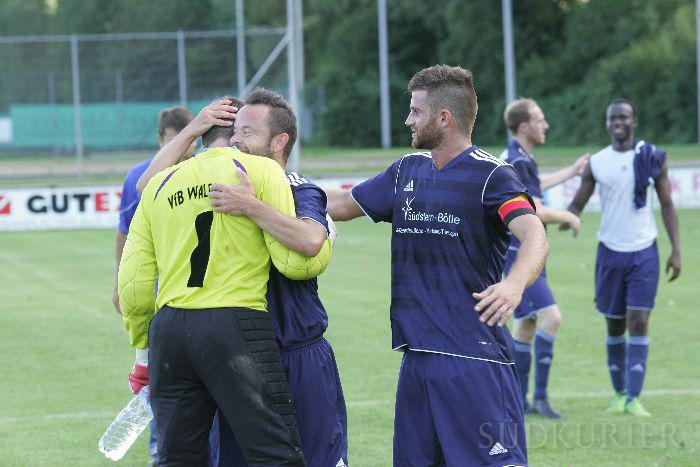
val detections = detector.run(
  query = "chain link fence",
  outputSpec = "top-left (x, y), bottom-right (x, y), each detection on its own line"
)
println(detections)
top-left (0, 27), bottom-right (313, 180)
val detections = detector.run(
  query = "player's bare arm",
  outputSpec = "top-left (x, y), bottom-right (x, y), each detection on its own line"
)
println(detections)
top-left (654, 162), bottom-right (681, 281)
top-left (326, 189), bottom-right (364, 221)
top-left (112, 232), bottom-right (127, 314)
top-left (210, 169), bottom-right (327, 257)
top-left (561, 162), bottom-right (596, 232)
top-left (135, 99), bottom-right (238, 193)
top-left (540, 153), bottom-right (589, 190)
top-left (473, 214), bottom-right (548, 327)
top-left (533, 197), bottom-right (581, 237)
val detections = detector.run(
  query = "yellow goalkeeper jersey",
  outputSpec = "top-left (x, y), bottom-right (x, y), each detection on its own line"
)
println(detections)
top-left (118, 147), bottom-right (332, 348)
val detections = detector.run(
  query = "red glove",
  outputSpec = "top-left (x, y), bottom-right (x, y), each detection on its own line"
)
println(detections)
top-left (129, 363), bottom-right (149, 395)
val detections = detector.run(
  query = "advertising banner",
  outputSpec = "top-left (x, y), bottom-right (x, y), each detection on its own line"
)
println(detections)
top-left (1, 166), bottom-right (698, 232)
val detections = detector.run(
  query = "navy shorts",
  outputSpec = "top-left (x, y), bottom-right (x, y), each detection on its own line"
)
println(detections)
top-left (504, 250), bottom-right (556, 319)
top-left (394, 351), bottom-right (527, 467)
top-left (595, 242), bottom-right (659, 319)
top-left (209, 337), bottom-right (348, 467)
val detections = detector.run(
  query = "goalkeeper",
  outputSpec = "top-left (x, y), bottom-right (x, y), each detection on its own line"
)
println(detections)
top-left (119, 99), bottom-right (331, 465)
top-left (136, 90), bottom-right (348, 467)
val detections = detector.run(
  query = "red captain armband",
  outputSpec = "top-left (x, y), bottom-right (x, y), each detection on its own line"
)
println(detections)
top-left (497, 195), bottom-right (535, 226)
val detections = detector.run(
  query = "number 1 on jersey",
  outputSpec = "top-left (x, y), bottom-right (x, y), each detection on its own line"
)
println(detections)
top-left (188, 211), bottom-right (214, 287)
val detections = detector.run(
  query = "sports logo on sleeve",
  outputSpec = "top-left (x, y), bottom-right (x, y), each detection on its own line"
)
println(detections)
top-left (287, 172), bottom-right (309, 187)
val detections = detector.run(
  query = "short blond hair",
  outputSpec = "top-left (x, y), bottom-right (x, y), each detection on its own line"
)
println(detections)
top-left (503, 98), bottom-right (537, 133)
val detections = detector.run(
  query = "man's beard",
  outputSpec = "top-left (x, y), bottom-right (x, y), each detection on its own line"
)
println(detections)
top-left (414, 118), bottom-right (443, 149)
top-left (240, 141), bottom-right (273, 158)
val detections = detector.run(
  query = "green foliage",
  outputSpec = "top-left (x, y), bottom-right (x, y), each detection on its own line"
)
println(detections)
top-left (0, 0), bottom-right (695, 146)
top-left (307, 0), bottom-right (696, 146)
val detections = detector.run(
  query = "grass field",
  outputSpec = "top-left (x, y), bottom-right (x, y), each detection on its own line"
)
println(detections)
top-left (1, 211), bottom-right (699, 466)
top-left (2, 143), bottom-right (699, 187)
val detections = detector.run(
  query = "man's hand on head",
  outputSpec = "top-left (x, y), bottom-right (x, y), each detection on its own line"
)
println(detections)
top-left (210, 169), bottom-right (259, 216)
top-left (189, 99), bottom-right (238, 137)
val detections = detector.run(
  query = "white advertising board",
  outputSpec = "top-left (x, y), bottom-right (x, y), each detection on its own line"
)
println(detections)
top-left (1, 167), bottom-right (698, 232)
top-left (0, 186), bottom-right (122, 231)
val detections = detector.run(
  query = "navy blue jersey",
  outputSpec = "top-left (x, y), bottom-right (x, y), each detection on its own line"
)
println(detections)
top-left (503, 140), bottom-right (542, 250)
top-left (119, 158), bottom-right (152, 233)
top-left (352, 147), bottom-right (533, 363)
top-left (266, 172), bottom-right (331, 349)
top-left (503, 140), bottom-right (542, 198)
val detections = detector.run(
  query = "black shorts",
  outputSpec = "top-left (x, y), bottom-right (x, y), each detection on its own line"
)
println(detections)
top-left (149, 306), bottom-right (305, 467)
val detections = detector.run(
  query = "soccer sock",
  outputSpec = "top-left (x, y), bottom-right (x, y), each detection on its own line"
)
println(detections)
top-left (606, 334), bottom-right (627, 394)
top-left (533, 330), bottom-right (555, 400)
top-left (627, 335), bottom-right (649, 398)
top-left (513, 340), bottom-right (532, 405)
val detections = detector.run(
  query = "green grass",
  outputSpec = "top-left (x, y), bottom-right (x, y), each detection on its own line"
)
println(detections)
top-left (2, 144), bottom-right (699, 187)
top-left (0, 211), bottom-right (699, 466)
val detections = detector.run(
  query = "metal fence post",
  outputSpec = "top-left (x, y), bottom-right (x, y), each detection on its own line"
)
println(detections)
top-left (47, 71), bottom-right (57, 154)
top-left (236, 0), bottom-right (246, 96)
top-left (378, 0), bottom-right (391, 149)
top-left (286, 0), bottom-right (300, 172)
top-left (70, 34), bottom-right (84, 178)
top-left (177, 30), bottom-right (188, 107)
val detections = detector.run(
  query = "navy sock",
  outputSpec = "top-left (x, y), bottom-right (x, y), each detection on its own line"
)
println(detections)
top-left (534, 330), bottom-right (555, 400)
top-left (627, 336), bottom-right (649, 398)
top-left (606, 334), bottom-right (627, 394)
top-left (513, 340), bottom-right (531, 405)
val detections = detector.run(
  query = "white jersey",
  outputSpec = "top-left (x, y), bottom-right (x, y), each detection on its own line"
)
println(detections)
top-left (589, 145), bottom-right (657, 252)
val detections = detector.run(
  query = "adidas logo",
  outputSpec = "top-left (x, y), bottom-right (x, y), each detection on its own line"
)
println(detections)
top-left (489, 442), bottom-right (508, 456)
top-left (630, 363), bottom-right (645, 373)
top-left (287, 172), bottom-right (309, 187)
top-left (609, 364), bottom-right (620, 372)
top-left (335, 459), bottom-right (347, 467)
top-left (404, 180), bottom-right (414, 192)
top-left (538, 356), bottom-right (552, 365)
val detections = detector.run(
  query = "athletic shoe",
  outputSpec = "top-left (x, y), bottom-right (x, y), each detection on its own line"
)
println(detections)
top-left (605, 392), bottom-right (627, 414)
top-left (523, 401), bottom-right (537, 415)
top-left (625, 397), bottom-right (651, 417)
top-left (532, 398), bottom-right (563, 419)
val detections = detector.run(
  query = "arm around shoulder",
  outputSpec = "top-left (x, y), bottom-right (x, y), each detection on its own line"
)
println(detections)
top-left (326, 189), bottom-right (364, 221)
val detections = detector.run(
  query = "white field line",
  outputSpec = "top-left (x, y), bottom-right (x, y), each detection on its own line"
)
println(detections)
top-left (1, 389), bottom-right (698, 424)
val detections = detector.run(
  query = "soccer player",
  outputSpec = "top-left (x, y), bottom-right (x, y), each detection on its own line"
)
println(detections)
top-left (326, 65), bottom-right (548, 466)
top-left (500, 98), bottom-right (588, 419)
top-left (112, 106), bottom-right (195, 315)
top-left (136, 91), bottom-right (348, 467)
top-left (118, 120), bottom-right (332, 465)
top-left (565, 99), bottom-right (681, 416)
top-left (111, 105), bottom-right (194, 465)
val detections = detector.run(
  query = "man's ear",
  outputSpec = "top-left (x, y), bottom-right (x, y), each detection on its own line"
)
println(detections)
top-left (515, 121), bottom-right (528, 137)
top-left (271, 133), bottom-right (290, 154)
top-left (156, 134), bottom-right (164, 147)
top-left (439, 109), bottom-right (452, 128)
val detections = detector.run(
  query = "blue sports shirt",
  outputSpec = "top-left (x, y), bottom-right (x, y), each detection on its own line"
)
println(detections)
top-left (266, 172), bottom-right (331, 349)
top-left (118, 158), bottom-right (152, 233)
top-left (352, 146), bottom-right (533, 364)
top-left (503, 140), bottom-right (542, 251)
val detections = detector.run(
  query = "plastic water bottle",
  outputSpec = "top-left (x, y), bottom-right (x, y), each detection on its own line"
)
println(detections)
top-left (98, 386), bottom-right (154, 461)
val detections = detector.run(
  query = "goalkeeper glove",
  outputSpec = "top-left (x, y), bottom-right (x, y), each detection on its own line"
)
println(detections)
top-left (129, 348), bottom-right (149, 395)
